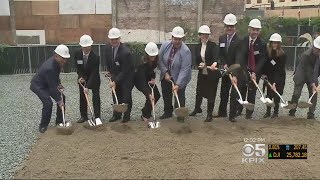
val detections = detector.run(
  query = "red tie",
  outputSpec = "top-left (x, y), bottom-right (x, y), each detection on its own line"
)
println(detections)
top-left (248, 40), bottom-right (256, 72)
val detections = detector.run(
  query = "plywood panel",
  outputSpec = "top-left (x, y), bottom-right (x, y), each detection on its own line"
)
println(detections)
top-left (32, 1), bottom-right (59, 15)
top-left (45, 30), bottom-right (57, 44)
top-left (59, 0), bottom-right (95, 14)
top-left (96, 0), bottom-right (112, 14)
top-left (43, 15), bottom-right (60, 29)
top-left (91, 28), bottom-right (108, 43)
top-left (60, 15), bottom-right (79, 28)
top-left (16, 16), bottom-right (44, 30)
top-left (15, 1), bottom-right (32, 17)
top-left (0, 0), bottom-right (10, 16)
top-left (0, 31), bottom-right (13, 44)
top-left (80, 15), bottom-right (111, 29)
top-left (0, 16), bottom-right (11, 30)
top-left (56, 28), bottom-right (91, 44)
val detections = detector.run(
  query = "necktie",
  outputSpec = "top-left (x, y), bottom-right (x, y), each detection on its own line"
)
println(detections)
top-left (112, 47), bottom-right (115, 62)
top-left (226, 35), bottom-right (231, 52)
top-left (167, 47), bottom-right (176, 72)
top-left (83, 54), bottom-right (88, 68)
top-left (248, 40), bottom-right (256, 72)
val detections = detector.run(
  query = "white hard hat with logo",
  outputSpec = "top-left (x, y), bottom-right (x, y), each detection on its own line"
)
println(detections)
top-left (54, 44), bottom-right (70, 58)
top-left (171, 26), bottom-right (185, 38)
top-left (248, 18), bottom-right (262, 29)
top-left (79, 34), bottom-right (93, 47)
top-left (314, 36), bottom-right (320, 49)
top-left (269, 33), bottom-right (282, 42)
top-left (198, 25), bottom-right (211, 34)
top-left (223, 13), bottom-right (237, 25)
top-left (108, 28), bottom-right (121, 39)
top-left (145, 42), bottom-right (159, 56)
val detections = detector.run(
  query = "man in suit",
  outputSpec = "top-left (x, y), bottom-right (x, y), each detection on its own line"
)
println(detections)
top-left (215, 13), bottom-right (240, 118)
top-left (158, 26), bottom-right (192, 122)
top-left (75, 34), bottom-right (101, 124)
top-left (288, 36), bottom-right (320, 119)
top-left (30, 45), bottom-right (70, 133)
top-left (230, 18), bottom-right (267, 121)
top-left (106, 28), bottom-right (134, 123)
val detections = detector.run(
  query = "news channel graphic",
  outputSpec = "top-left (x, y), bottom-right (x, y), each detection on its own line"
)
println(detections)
top-left (241, 138), bottom-right (308, 163)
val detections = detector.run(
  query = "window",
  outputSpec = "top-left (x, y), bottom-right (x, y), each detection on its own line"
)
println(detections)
top-left (257, 0), bottom-right (262, 3)
top-left (292, 0), bottom-right (297, 1)
top-left (279, 0), bottom-right (285, 2)
top-left (247, 0), bottom-right (251, 4)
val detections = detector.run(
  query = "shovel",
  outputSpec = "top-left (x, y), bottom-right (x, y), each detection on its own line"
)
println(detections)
top-left (228, 74), bottom-right (254, 111)
top-left (297, 91), bottom-right (317, 108)
top-left (170, 80), bottom-right (189, 118)
top-left (262, 77), bottom-right (295, 109)
top-left (148, 83), bottom-right (160, 129)
top-left (106, 75), bottom-right (128, 113)
top-left (56, 87), bottom-right (74, 135)
top-left (79, 79), bottom-right (102, 127)
top-left (205, 63), bottom-right (241, 76)
top-left (248, 72), bottom-right (275, 107)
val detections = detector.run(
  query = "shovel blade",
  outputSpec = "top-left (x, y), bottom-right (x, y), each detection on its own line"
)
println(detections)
top-left (297, 101), bottom-right (312, 108)
top-left (243, 103), bottom-right (255, 111)
top-left (228, 64), bottom-right (241, 72)
top-left (95, 118), bottom-right (103, 125)
top-left (113, 104), bottom-right (128, 113)
top-left (281, 102), bottom-right (296, 109)
top-left (260, 97), bottom-right (267, 103)
top-left (174, 107), bottom-right (189, 118)
top-left (148, 122), bottom-right (155, 128)
top-left (56, 123), bottom-right (74, 135)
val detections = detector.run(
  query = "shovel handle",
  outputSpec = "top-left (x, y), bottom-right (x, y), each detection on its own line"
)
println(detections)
top-left (263, 78), bottom-right (286, 104)
top-left (170, 80), bottom-right (181, 108)
top-left (229, 74), bottom-right (244, 102)
top-left (106, 76), bottom-right (120, 105)
top-left (250, 74), bottom-right (265, 98)
top-left (308, 91), bottom-right (317, 103)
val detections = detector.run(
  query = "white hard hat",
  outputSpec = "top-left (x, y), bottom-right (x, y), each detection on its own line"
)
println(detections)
top-left (108, 28), bottom-right (121, 39)
top-left (269, 33), bottom-right (282, 42)
top-left (171, 26), bottom-right (185, 38)
top-left (223, 13), bottom-right (237, 25)
top-left (248, 18), bottom-right (262, 29)
top-left (79, 34), bottom-right (93, 47)
top-left (145, 42), bottom-right (159, 56)
top-left (314, 36), bottom-right (320, 49)
top-left (54, 44), bottom-right (70, 58)
top-left (198, 25), bottom-right (211, 34)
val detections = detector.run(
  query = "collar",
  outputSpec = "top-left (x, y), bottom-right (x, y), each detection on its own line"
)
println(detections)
top-left (83, 51), bottom-right (90, 57)
top-left (227, 32), bottom-right (236, 40)
top-left (249, 36), bottom-right (257, 44)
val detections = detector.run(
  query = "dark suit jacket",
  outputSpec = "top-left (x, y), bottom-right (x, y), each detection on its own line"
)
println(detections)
top-left (134, 56), bottom-right (157, 97)
top-left (219, 33), bottom-right (240, 66)
top-left (294, 48), bottom-right (318, 85)
top-left (263, 49), bottom-right (286, 85)
top-left (235, 35), bottom-right (267, 78)
top-left (75, 49), bottom-right (101, 89)
top-left (105, 43), bottom-right (134, 85)
top-left (195, 40), bottom-right (220, 81)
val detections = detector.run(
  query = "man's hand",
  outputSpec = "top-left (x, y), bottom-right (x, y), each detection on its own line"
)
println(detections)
top-left (110, 81), bottom-right (116, 89)
top-left (172, 84), bottom-right (179, 92)
top-left (223, 64), bottom-right (228, 70)
top-left (148, 78), bottom-right (155, 85)
top-left (165, 72), bottom-right (171, 82)
top-left (251, 72), bottom-right (256, 81)
top-left (79, 77), bottom-right (85, 84)
top-left (311, 83), bottom-right (317, 93)
top-left (198, 62), bottom-right (205, 69)
top-left (57, 84), bottom-right (64, 92)
top-left (261, 74), bottom-right (267, 80)
top-left (149, 94), bottom-right (155, 102)
top-left (210, 62), bottom-right (218, 70)
top-left (58, 101), bottom-right (64, 110)
top-left (232, 76), bottom-right (237, 86)
top-left (84, 88), bottom-right (89, 94)
top-left (272, 83), bottom-right (277, 91)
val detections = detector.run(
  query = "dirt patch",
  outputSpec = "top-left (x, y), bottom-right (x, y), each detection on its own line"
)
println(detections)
top-left (110, 123), bottom-right (133, 133)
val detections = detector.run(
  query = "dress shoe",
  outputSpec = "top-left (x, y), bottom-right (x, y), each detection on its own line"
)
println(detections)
top-left (204, 114), bottom-right (213, 122)
top-left (39, 126), bottom-right (48, 133)
top-left (271, 113), bottom-right (278, 118)
top-left (213, 114), bottom-right (227, 118)
top-left (288, 112), bottom-right (295, 117)
top-left (245, 114), bottom-right (252, 119)
top-left (109, 116), bottom-right (121, 122)
top-left (177, 117), bottom-right (185, 123)
top-left (307, 114), bottom-right (315, 120)
top-left (77, 117), bottom-right (88, 123)
top-left (159, 113), bottom-right (172, 119)
top-left (229, 117), bottom-right (236, 122)
top-left (189, 109), bottom-right (202, 116)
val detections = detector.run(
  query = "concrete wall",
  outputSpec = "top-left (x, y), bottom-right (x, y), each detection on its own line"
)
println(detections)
top-left (246, 0), bottom-right (320, 9)
top-left (265, 8), bottom-right (320, 18)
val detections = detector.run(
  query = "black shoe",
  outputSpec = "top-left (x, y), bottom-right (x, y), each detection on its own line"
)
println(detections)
top-left (204, 114), bottom-right (213, 122)
top-left (245, 114), bottom-right (252, 119)
top-left (213, 114), bottom-right (227, 118)
top-left (39, 126), bottom-right (47, 133)
top-left (263, 112), bottom-right (271, 118)
top-left (229, 117), bottom-right (236, 122)
top-left (109, 116), bottom-right (121, 122)
top-left (177, 117), bottom-right (185, 123)
top-left (189, 109), bottom-right (202, 116)
top-left (307, 114), bottom-right (315, 120)
top-left (77, 117), bottom-right (88, 123)
top-left (289, 112), bottom-right (295, 117)
top-left (159, 113), bottom-right (172, 119)
top-left (271, 113), bottom-right (278, 118)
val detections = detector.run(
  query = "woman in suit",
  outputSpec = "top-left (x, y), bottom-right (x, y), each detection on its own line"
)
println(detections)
top-left (189, 25), bottom-right (220, 122)
top-left (263, 33), bottom-right (286, 118)
top-left (134, 42), bottom-right (161, 122)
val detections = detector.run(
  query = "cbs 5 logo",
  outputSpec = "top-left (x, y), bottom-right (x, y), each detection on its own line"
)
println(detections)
top-left (242, 144), bottom-right (266, 157)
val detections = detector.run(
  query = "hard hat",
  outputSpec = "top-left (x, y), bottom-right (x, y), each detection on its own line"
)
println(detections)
top-left (314, 36), bottom-right (320, 49)
top-left (223, 13), bottom-right (237, 25)
top-left (54, 44), bottom-right (70, 58)
top-left (79, 34), bottom-right (93, 47)
top-left (145, 42), bottom-right (159, 56)
top-left (198, 25), bottom-right (211, 34)
top-left (248, 18), bottom-right (262, 29)
top-left (108, 28), bottom-right (121, 39)
top-left (171, 26), bottom-right (185, 38)
top-left (269, 33), bottom-right (282, 42)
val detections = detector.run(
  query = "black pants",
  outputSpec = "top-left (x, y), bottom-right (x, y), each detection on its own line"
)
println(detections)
top-left (161, 79), bottom-right (186, 115)
top-left (112, 83), bottom-right (133, 119)
top-left (30, 84), bottom-right (65, 127)
top-left (141, 85), bottom-right (161, 119)
top-left (217, 75), bottom-right (232, 116)
top-left (265, 83), bottom-right (284, 113)
top-left (79, 84), bottom-right (101, 118)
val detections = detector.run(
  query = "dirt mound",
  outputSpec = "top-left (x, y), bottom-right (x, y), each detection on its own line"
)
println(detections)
top-left (110, 123), bottom-right (133, 133)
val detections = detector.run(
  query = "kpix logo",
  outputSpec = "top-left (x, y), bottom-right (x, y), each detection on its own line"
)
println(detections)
top-left (242, 144), bottom-right (266, 163)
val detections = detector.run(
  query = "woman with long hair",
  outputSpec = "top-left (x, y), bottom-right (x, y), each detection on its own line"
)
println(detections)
top-left (134, 42), bottom-right (161, 122)
top-left (263, 33), bottom-right (286, 118)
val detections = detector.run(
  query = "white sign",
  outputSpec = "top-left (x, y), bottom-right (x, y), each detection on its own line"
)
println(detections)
top-left (0, 0), bottom-right (10, 16)
top-left (95, 0), bottom-right (112, 14)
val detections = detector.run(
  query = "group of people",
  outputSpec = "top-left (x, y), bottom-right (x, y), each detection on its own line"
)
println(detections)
top-left (30, 13), bottom-right (320, 133)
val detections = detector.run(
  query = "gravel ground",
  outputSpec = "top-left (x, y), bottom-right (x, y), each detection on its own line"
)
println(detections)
top-left (0, 70), bottom-right (318, 179)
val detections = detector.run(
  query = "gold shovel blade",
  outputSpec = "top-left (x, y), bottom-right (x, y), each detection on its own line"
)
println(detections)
top-left (243, 103), bottom-right (255, 111)
top-left (297, 101), bottom-right (312, 108)
top-left (113, 104), bottom-right (128, 113)
top-left (174, 107), bottom-right (189, 118)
